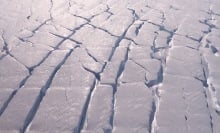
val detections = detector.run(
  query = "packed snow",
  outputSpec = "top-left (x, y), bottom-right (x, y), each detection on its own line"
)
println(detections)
top-left (0, 0), bottom-right (220, 133)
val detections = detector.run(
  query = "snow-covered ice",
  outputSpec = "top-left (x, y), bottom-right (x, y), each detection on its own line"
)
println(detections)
top-left (0, 0), bottom-right (220, 133)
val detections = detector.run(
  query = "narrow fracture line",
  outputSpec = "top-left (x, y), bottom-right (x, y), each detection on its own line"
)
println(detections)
top-left (32, 19), bottom-right (51, 34)
top-left (135, 22), bottom-right (144, 36)
top-left (88, 23), bottom-right (118, 38)
top-left (0, 90), bottom-right (17, 116)
top-left (149, 95), bottom-right (157, 133)
top-left (76, 79), bottom-right (97, 133)
top-left (200, 53), bottom-right (215, 133)
top-left (1, 31), bottom-right (30, 71)
top-left (110, 45), bottom-right (130, 132)
top-left (194, 2), bottom-right (215, 132)
top-left (1, 19), bottom-right (88, 117)
top-left (200, 45), bottom-right (215, 133)
top-left (0, 75), bottom-right (31, 116)
top-left (105, 4), bottom-right (114, 19)
top-left (20, 47), bottom-right (77, 133)
top-left (75, 48), bottom-right (108, 132)
top-left (49, 0), bottom-right (54, 20)
top-left (150, 86), bottom-right (161, 133)
top-left (108, 9), bottom-right (137, 61)
top-left (89, 9), bottom-right (141, 131)
top-left (148, 6), bottom-right (182, 133)
top-left (18, 12), bottom-right (109, 131)
top-left (96, 11), bottom-right (138, 77)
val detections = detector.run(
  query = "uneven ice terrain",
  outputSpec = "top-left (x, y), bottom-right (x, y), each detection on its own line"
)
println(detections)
top-left (0, 0), bottom-right (220, 133)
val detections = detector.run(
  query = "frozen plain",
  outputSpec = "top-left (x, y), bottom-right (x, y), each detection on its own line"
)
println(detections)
top-left (0, 0), bottom-right (220, 132)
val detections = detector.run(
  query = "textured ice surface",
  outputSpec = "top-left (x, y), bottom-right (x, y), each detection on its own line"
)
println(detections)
top-left (0, 0), bottom-right (220, 133)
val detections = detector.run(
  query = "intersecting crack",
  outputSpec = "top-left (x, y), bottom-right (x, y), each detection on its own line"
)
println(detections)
top-left (196, 2), bottom-right (217, 132)
top-left (1, 1), bottom-right (220, 133)
top-left (0, 20), bottom-right (90, 116)
top-left (105, 4), bottom-right (114, 19)
top-left (146, 6), bottom-right (182, 133)
top-left (20, 47), bottom-right (78, 133)
top-left (1, 31), bottom-right (30, 71)
top-left (110, 44), bottom-right (130, 131)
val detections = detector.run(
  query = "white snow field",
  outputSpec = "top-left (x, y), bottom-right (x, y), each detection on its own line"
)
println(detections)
top-left (0, 0), bottom-right (220, 133)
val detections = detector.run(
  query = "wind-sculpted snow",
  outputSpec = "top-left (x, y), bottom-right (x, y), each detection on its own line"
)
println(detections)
top-left (0, 0), bottom-right (220, 133)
